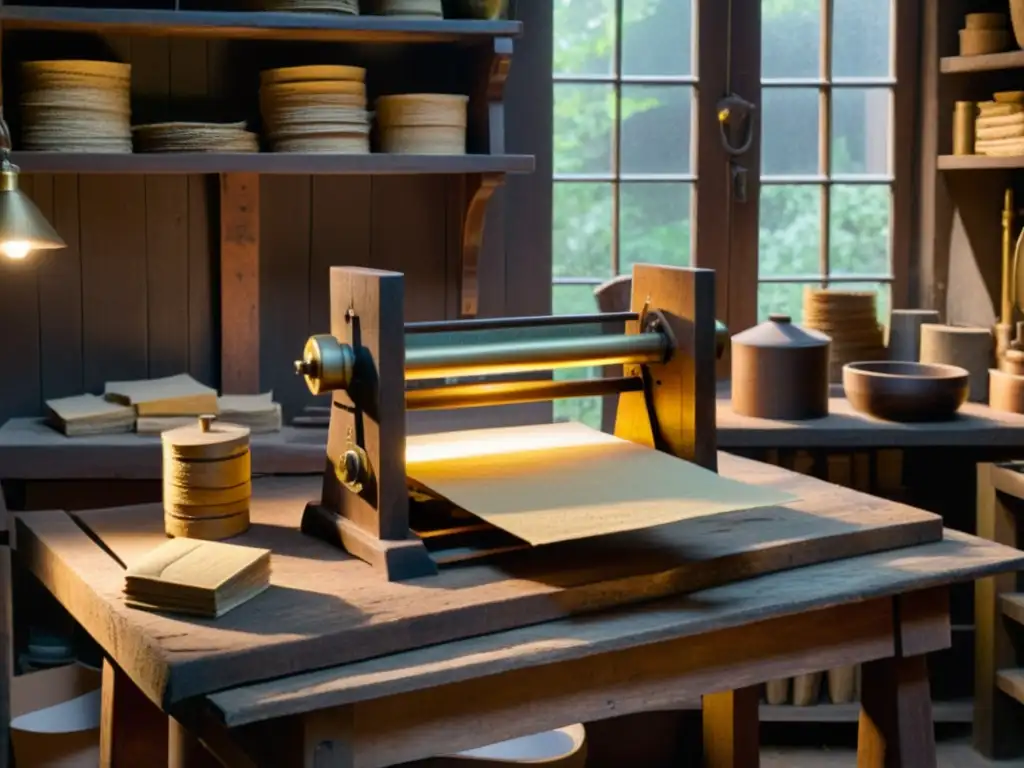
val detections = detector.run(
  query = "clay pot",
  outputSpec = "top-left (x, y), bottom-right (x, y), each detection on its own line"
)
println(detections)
top-left (730, 314), bottom-right (830, 420)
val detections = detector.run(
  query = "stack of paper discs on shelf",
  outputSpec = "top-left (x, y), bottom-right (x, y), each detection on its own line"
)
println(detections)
top-left (975, 91), bottom-right (1024, 157)
top-left (378, 0), bottom-right (443, 17)
top-left (132, 121), bottom-right (259, 153)
top-left (20, 60), bottom-right (132, 153)
top-left (376, 94), bottom-right (468, 154)
top-left (260, 65), bottom-right (370, 153)
top-left (264, 0), bottom-right (358, 14)
top-left (802, 288), bottom-right (886, 383)
top-left (162, 415), bottom-right (252, 541)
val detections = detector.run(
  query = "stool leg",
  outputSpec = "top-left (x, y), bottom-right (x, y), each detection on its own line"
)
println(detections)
top-left (702, 685), bottom-right (759, 767)
top-left (858, 655), bottom-right (936, 768)
top-left (100, 658), bottom-right (168, 767)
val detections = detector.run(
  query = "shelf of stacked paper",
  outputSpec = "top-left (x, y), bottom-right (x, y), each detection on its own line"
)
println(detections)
top-left (975, 93), bottom-right (1024, 156)
top-left (44, 374), bottom-right (283, 436)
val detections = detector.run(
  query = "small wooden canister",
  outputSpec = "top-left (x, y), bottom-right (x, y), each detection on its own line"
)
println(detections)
top-left (162, 415), bottom-right (252, 541)
top-left (886, 309), bottom-right (940, 361)
top-left (990, 367), bottom-right (1024, 413)
top-left (954, 101), bottom-right (976, 155)
top-left (376, 94), bottom-right (468, 154)
top-left (919, 324), bottom-right (994, 402)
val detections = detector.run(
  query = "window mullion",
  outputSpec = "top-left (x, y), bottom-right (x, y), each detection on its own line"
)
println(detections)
top-left (819, 0), bottom-right (833, 286)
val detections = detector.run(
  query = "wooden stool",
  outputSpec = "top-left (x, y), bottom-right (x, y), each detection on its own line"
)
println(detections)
top-left (426, 725), bottom-right (586, 767)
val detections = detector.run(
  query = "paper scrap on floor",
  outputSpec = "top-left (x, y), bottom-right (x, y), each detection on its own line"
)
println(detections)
top-left (406, 421), bottom-right (799, 546)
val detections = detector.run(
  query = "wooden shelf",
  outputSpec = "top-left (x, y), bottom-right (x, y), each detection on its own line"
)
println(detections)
top-left (937, 154), bottom-right (1024, 171)
top-left (9, 151), bottom-right (535, 175)
top-left (0, 5), bottom-right (522, 43)
top-left (941, 49), bottom-right (1024, 74)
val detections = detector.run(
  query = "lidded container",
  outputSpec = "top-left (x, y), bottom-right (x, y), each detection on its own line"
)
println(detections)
top-left (731, 314), bottom-right (831, 420)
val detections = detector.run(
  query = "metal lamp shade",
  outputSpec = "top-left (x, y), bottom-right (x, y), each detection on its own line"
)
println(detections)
top-left (0, 171), bottom-right (66, 254)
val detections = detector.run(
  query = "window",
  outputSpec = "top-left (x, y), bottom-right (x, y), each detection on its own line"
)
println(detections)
top-left (549, 0), bottom-right (914, 426)
top-left (758, 0), bottom-right (895, 324)
top-left (552, 0), bottom-right (700, 426)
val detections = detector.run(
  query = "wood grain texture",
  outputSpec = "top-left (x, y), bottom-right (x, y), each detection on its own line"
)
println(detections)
top-left (220, 173), bottom-right (261, 394)
top-left (100, 658), bottom-right (168, 768)
top-left (858, 655), bottom-right (937, 768)
top-left (16, 458), bottom-right (1007, 711)
top-left (716, 393), bottom-right (1024, 448)
top-left (974, 462), bottom-right (1024, 759)
top-left (703, 686), bottom-right (760, 768)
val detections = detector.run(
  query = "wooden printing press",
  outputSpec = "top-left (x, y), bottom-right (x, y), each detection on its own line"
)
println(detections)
top-left (293, 263), bottom-right (726, 581)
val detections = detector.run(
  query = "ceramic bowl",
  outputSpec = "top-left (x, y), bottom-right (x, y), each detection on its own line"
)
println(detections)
top-left (843, 361), bottom-right (969, 422)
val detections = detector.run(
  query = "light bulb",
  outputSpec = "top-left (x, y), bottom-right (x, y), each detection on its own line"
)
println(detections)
top-left (0, 241), bottom-right (32, 260)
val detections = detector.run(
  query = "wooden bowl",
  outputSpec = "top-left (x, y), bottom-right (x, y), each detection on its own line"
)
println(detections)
top-left (843, 361), bottom-right (969, 422)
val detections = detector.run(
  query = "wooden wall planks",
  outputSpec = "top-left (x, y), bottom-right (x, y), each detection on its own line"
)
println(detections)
top-left (0, 3), bottom-right (553, 425)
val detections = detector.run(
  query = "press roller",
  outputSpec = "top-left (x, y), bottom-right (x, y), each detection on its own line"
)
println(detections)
top-left (294, 263), bottom-right (722, 581)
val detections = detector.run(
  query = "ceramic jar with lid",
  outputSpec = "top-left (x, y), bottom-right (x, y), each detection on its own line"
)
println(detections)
top-left (731, 314), bottom-right (831, 420)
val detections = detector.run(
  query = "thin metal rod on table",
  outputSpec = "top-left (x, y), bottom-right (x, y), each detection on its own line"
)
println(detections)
top-left (404, 312), bottom-right (639, 334)
top-left (405, 375), bottom-right (645, 411)
top-left (404, 332), bottom-right (668, 380)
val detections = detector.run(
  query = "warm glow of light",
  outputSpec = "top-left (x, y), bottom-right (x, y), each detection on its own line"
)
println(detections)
top-left (405, 422), bottom-right (618, 464)
top-left (0, 240), bottom-right (32, 260)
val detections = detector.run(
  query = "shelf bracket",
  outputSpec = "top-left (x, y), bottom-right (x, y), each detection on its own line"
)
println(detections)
top-left (460, 172), bottom-right (504, 318)
top-left (459, 36), bottom-right (514, 318)
top-left (219, 172), bottom-right (260, 394)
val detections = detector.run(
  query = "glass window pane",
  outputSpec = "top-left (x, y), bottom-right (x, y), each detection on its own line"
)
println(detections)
top-left (553, 283), bottom-right (604, 429)
top-left (762, 0), bottom-right (820, 79)
top-left (762, 88), bottom-right (819, 176)
top-left (832, 88), bottom-right (891, 176)
top-left (758, 282), bottom-right (817, 323)
top-left (553, 0), bottom-right (616, 76)
top-left (620, 85), bottom-right (692, 175)
top-left (619, 182), bottom-right (692, 273)
top-left (832, 0), bottom-right (892, 78)
top-left (829, 185), bottom-right (891, 277)
top-left (553, 183), bottom-right (613, 278)
top-left (622, 0), bottom-right (693, 76)
top-left (554, 83), bottom-right (614, 176)
top-left (759, 185), bottom-right (822, 277)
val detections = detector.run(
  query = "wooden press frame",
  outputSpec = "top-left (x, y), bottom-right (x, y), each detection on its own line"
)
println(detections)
top-left (302, 262), bottom-right (718, 580)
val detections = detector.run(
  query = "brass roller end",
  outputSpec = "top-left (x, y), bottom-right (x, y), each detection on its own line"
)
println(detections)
top-left (294, 334), bottom-right (355, 396)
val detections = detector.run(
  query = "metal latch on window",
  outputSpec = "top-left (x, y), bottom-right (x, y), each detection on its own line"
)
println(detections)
top-left (717, 94), bottom-right (757, 204)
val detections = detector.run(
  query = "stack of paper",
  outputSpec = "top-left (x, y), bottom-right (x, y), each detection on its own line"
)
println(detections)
top-left (136, 392), bottom-right (282, 435)
top-left (124, 538), bottom-right (271, 619)
top-left (976, 98), bottom-right (1024, 156)
top-left (104, 374), bottom-right (218, 417)
top-left (45, 394), bottom-right (135, 437)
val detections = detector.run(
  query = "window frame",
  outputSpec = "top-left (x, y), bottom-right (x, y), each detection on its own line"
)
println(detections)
top-left (549, 0), bottom-right (921, 339)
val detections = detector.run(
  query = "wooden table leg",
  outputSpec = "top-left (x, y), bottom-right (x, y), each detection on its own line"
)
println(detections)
top-left (702, 686), bottom-right (759, 767)
top-left (857, 655), bottom-right (936, 768)
top-left (169, 718), bottom-right (222, 768)
top-left (100, 658), bottom-right (168, 767)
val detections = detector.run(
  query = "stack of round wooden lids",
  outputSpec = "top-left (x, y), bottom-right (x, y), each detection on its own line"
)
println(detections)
top-left (20, 60), bottom-right (132, 153)
top-left (266, 0), bottom-right (358, 13)
top-left (260, 66), bottom-right (370, 153)
top-left (376, 94), bottom-right (468, 154)
top-left (802, 288), bottom-right (885, 382)
top-left (132, 121), bottom-right (260, 153)
top-left (162, 415), bottom-right (252, 541)
top-left (379, 0), bottom-right (443, 17)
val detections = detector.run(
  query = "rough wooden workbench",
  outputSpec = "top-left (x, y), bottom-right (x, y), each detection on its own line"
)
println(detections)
top-left (27, 520), bottom-right (1024, 767)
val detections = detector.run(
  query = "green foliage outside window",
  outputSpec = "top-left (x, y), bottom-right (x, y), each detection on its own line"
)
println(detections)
top-left (552, 0), bottom-right (893, 427)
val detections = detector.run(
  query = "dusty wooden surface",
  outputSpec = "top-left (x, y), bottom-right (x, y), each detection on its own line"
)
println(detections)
top-left (716, 394), bottom-right (1024, 448)
top-left (15, 453), bottom-right (945, 709)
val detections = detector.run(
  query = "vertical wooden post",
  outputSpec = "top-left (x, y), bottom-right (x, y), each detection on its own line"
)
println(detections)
top-left (702, 686), bottom-right (760, 768)
top-left (99, 659), bottom-right (168, 767)
top-left (857, 655), bottom-right (936, 768)
top-left (219, 173), bottom-right (260, 394)
top-left (975, 463), bottom-right (1024, 759)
